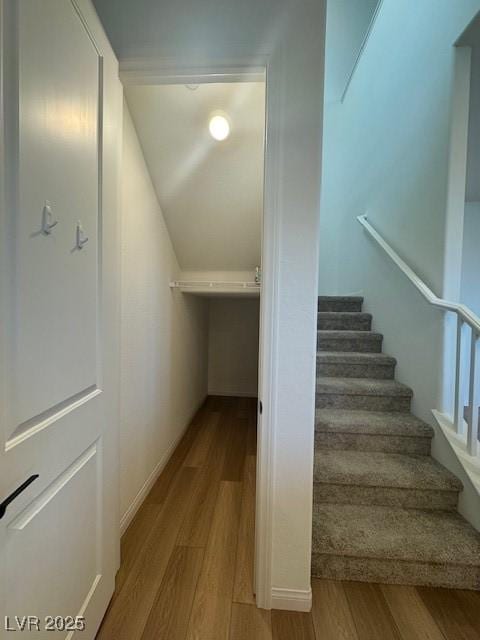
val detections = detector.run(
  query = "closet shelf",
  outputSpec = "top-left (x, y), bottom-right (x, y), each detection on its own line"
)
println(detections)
top-left (169, 280), bottom-right (261, 297)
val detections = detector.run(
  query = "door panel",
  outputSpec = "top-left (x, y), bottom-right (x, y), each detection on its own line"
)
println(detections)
top-left (12, 0), bottom-right (100, 434)
top-left (6, 443), bottom-right (100, 638)
top-left (0, 1), bottom-right (121, 637)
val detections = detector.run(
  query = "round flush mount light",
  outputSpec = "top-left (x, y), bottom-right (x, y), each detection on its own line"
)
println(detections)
top-left (208, 114), bottom-right (230, 141)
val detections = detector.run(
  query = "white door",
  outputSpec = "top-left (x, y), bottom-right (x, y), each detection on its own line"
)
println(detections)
top-left (0, 1), bottom-right (121, 637)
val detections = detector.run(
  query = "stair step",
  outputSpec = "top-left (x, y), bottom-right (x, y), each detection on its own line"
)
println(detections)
top-left (318, 330), bottom-right (383, 353)
top-left (317, 351), bottom-right (396, 379)
top-left (312, 503), bottom-right (480, 589)
top-left (313, 450), bottom-right (461, 510)
top-left (316, 377), bottom-right (413, 411)
top-left (318, 296), bottom-right (363, 312)
top-left (315, 409), bottom-right (433, 454)
top-left (318, 312), bottom-right (372, 331)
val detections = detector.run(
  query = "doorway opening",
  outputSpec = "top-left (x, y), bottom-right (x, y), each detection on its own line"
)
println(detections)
top-left (112, 72), bottom-right (267, 626)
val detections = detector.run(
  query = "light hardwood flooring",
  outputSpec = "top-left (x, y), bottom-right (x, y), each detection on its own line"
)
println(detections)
top-left (96, 396), bottom-right (480, 640)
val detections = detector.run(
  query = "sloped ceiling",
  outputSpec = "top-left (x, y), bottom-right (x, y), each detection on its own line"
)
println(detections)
top-left (125, 82), bottom-right (265, 271)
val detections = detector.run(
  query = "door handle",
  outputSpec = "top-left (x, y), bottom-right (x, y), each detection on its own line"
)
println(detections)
top-left (0, 475), bottom-right (39, 520)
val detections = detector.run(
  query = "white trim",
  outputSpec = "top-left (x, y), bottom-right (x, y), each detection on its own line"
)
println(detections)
top-left (254, 54), bottom-right (280, 611)
top-left (357, 215), bottom-right (480, 333)
top-left (120, 57), bottom-right (267, 86)
top-left (443, 46), bottom-right (472, 301)
top-left (9, 442), bottom-right (98, 530)
top-left (119, 454), bottom-right (166, 535)
top-left (442, 45), bottom-right (473, 416)
top-left (170, 280), bottom-right (260, 297)
top-left (433, 410), bottom-right (480, 494)
top-left (120, 395), bottom-right (207, 535)
top-left (5, 387), bottom-right (101, 452)
top-left (119, 58), bottom-right (276, 611)
top-left (432, 409), bottom-right (480, 530)
top-left (65, 574), bottom-right (102, 640)
top-left (270, 587), bottom-right (312, 612)
top-left (341, 0), bottom-right (384, 103)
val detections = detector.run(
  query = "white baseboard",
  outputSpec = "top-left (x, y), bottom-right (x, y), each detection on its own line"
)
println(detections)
top-left (432, 409), bottom-right (480, 531)
top-left (208, 389), bottom-right (258, 398)
top-left (270, 587), bottom-right (312, 612)
top-left (119, 394), bottom-right (207, 535)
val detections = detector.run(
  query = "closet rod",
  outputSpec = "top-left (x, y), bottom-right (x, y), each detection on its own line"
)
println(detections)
top-left (169, 280), bottom-right (260, 289)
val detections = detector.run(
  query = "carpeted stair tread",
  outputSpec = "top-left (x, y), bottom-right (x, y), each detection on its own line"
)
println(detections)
top-left (315, 409), bottom-right (433, 438)
top-left (316, 376), bottom-right (413, 398)
top-left (313, 450), bottom-right (462, 492)
top-left (318, 330), bottom-right (382, 340)
top-left (317, 351), bottom-right (396, 366)
top-left (313, 296), bottom-right (474, 588)
top-left (318, 296), bottom-right (363, 312)
top-left (317, 330), bottom-right (384, 353)
top-left (312, 503), bottom-right (480, 567)
top-left (317, 312), bottom-right (372, 331)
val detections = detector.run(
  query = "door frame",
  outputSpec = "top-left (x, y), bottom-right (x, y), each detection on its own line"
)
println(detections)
top-left (120, 56), bottom-right (277, 609)
top-left (441, 42), bottom-right (473, 416)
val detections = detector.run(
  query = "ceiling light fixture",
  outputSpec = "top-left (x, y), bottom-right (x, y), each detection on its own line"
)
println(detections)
top-left (208, 114), bottom-right (230, 141)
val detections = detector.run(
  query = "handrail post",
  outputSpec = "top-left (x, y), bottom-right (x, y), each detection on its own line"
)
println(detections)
top-left (466, 331), bottom-right (479, 456)
top-left (454, 317), bottom-right (464, 433)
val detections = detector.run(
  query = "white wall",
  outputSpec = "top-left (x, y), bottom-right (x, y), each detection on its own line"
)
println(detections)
top-left (324, 0), bottom-right (379, 103)
top-left (93, 0), bottom-right (326, 610)
top-left (319, 0), bottom-right (480, 414)
top-left (461, 202), bottom-right (480, 315)
top-left (319, 0), bottom-right (480, 527)
top-left (208, 298), bottom-right (259, 397)
top-left (120, 102), bottom-right (209, 528)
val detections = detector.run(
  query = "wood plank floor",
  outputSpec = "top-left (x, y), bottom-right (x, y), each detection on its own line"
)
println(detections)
top-left (96, 396), bottom-right (480, 640)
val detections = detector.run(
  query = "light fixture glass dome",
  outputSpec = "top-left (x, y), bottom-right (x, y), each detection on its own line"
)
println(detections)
top-left (209, 115), bottom-right (230, 141)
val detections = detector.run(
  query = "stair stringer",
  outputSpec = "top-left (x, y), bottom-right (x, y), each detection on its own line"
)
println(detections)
top-left (432, 409), bottom-right (480, 531)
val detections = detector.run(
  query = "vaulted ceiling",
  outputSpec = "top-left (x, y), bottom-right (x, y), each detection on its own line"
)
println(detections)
top-left (125, 82), bottom-right (265, 271)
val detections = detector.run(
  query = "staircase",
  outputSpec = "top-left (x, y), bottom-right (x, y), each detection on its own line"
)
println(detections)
top-left (312, 296), bottom-right (480, 590)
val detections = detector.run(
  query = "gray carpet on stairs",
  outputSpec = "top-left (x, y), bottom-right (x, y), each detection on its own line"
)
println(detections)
top-left (312, 296), bottom-right (480, 590)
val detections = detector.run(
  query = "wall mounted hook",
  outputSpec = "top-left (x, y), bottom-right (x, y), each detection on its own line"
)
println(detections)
top-left (41, 201), bottom-right (58, 235)
top-left (75, 221), bottom-right (89, 250)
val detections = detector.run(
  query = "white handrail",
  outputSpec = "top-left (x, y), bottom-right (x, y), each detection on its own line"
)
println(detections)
top-left (357, 215), bottom-right (480, 333)
top-left (357, 214), bottom-right (480, 456)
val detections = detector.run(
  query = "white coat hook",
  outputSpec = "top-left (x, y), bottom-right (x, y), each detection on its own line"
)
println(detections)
top-left (41, 201), bottom-right (58, 235)
top-left (76, 221), bottom-right (89, 249)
